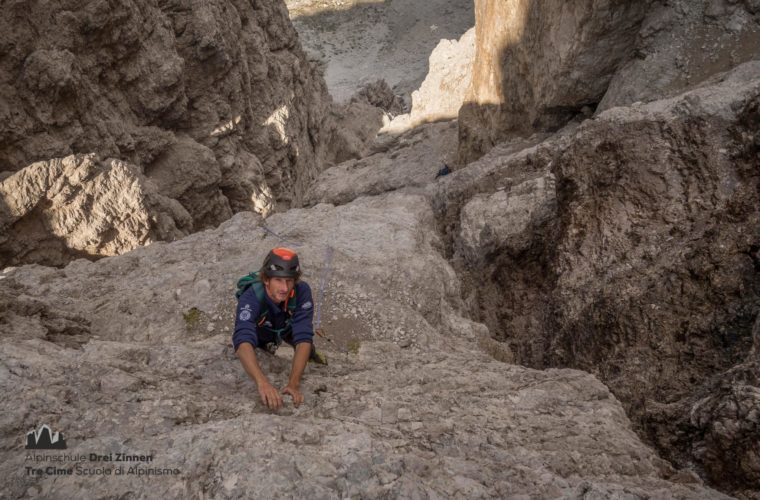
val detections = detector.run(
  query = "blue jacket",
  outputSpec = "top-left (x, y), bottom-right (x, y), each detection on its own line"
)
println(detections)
top-left (232, 281), bottom-right (315, 351)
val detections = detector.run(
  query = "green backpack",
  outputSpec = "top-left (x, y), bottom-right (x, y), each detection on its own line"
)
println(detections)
top-left (235, 271), bottom-right (297, 335)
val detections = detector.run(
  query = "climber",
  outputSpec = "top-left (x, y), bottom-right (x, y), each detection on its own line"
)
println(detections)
top-left (435, 163), bottom-right (451, 179)
top-left (232, 247), bottom-right (327, 410)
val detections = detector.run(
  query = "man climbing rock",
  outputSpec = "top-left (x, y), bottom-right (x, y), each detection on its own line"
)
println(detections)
top-left (435, 163), bottom-right (450, 179)
top-left (233, 247), bottom-right (327, 410)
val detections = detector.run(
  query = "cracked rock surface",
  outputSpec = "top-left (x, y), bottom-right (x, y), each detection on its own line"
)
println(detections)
top-left (0, 190), bottom-right (724, 498)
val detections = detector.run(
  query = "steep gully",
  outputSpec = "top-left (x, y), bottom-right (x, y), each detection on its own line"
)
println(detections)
top-left (303, 62), bottom-right (760, 496)
top-left (0, 0), bottom-right (757, 495)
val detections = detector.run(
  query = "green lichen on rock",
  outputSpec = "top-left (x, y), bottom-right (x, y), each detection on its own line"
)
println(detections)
top-left (347, 339), bottom-right (361, 355)
top-left (183, 307), bottom-right (203, 330)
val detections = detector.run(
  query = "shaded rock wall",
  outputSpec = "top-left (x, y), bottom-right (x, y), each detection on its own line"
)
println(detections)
top-left (321, 80), bottom-right (402, 166)
top-left (437, 62), bottom-right (760, 495)
top-left (600, 0), bottom-right (760, 110)
top-left (0, 0), bottom-right (331, 235)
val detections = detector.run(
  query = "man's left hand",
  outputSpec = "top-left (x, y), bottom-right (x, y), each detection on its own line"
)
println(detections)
top-left (282, 385), bottom-right (304, 407)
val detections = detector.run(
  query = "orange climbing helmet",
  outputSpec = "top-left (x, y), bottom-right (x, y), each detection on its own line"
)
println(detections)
top-left (261, 247), bottom-right (301, 278)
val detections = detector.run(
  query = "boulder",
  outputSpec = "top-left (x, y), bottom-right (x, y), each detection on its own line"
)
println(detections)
top-left (459, 173), bottom-right (556, 261)
top-left (0, 154), bottom-right (192, 268)
top-left (306, 120), bottom-right (458, 207)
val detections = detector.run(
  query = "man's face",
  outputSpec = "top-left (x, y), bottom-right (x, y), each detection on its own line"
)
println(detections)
top-left (264, 276), bottom-right (295, 303)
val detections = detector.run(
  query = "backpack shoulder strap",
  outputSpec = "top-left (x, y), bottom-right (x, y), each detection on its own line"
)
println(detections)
top-left (249, 273), bottom-right (266, 304)
top-left (236, 271), bottom-right (266, 302)
top-left (246, 272), bottom-right (270, 323)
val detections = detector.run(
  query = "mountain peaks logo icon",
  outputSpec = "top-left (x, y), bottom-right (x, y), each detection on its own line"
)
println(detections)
top-left (25, 424), bottom-right (67, 449)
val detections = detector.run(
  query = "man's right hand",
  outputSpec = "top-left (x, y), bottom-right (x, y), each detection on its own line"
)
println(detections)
top-left (236, 343), bottom-right (283, 410)
top-left (257, 381), bottom-right (283, 410)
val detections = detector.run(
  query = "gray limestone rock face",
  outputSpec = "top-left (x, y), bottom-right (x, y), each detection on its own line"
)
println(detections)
top-left (458, 0), bottom-right (652, 163)
top-left (459, 173), bottom-right (556, 261)
top-left (0, 0), bottom-right (332, 260)
top-left (2, 0), bottom-right (758, 496)
top-left (386, 28), bottom-right (476, 134)
top-left (306, 120), bottom-right (459, 207)
top-left (0, 190), bottom-right (726, 498)
top-left (411, 28), bottom-right (476, 124)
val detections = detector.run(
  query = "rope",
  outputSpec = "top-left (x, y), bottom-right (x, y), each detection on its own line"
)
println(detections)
top-left (314, 245), bottom-right (334, 330)
top-left (259, 224), bottom-right (302, 248)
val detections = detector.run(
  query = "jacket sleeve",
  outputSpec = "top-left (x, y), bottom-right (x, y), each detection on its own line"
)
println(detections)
top-left (232, 286), bottom-right (261, 351)
top-left (290, 281), bottom-right (315, 345)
